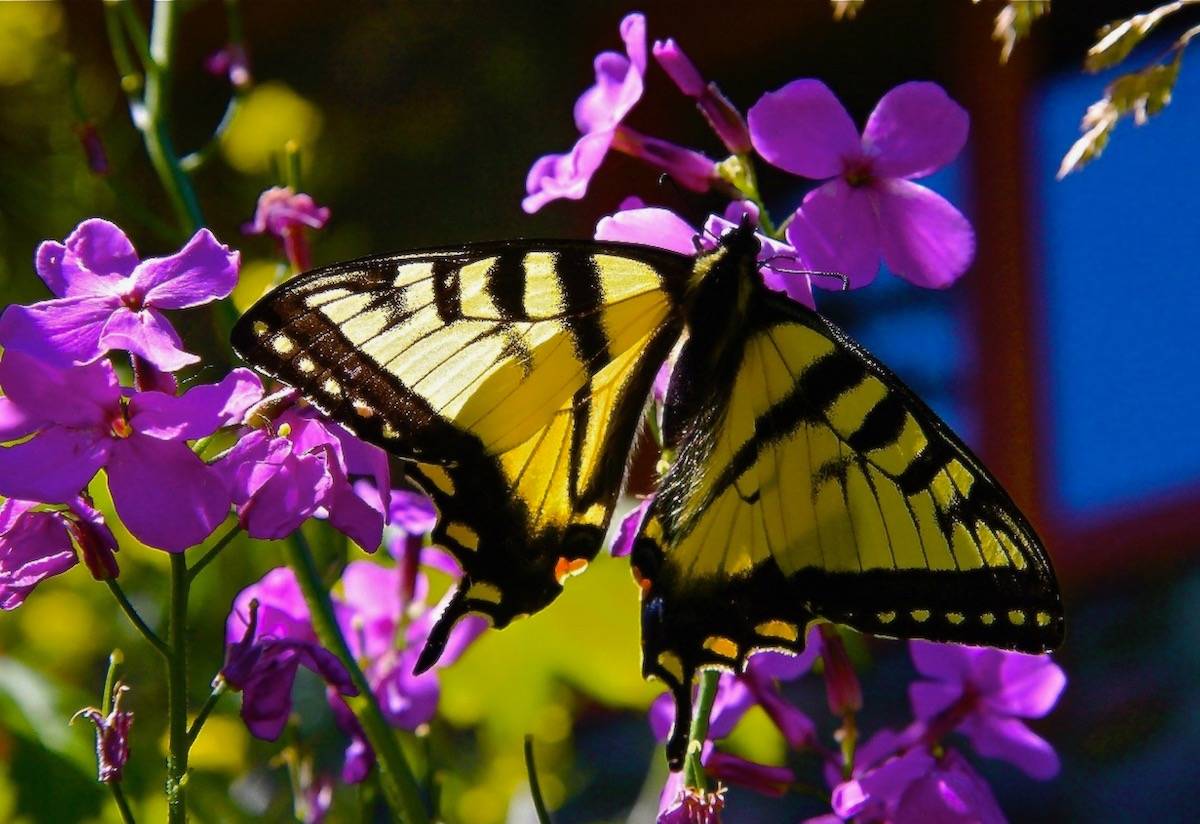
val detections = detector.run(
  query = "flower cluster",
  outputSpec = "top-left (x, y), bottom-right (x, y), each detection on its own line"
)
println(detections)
top-left (0, 213), bottom-right (390, 577)
top-left (647, 631), bottom-right (1064, 823)
top-left (221, 491), bottom-right (485, 783)
top-left (525, 13), bottom-right (975, 297)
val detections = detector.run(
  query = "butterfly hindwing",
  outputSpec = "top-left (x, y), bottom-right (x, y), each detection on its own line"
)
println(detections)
top-left (232, 241), bottom-right (691, 663)
top-left (633, 286), bottom-right (1063, 767)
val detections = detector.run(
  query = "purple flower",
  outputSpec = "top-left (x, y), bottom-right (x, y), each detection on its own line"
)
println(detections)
top-left (0, 219), bottom-right (239, 371)
top-left (72, 682), bottom-right (134, 783)
top-left (829, 739), bottom-right (1005, 824)
top-left (649, 642), bottom-right (820, 754)
top-left (658, 770), bottom-right (725, 824)
top-left (205, 43), bottom-right (251, 89)
top-left (336, 561), bottom-right (440, 729)
top-left (331, 560), bottom-right (483, 782)
top-left (0, 497), bottom-right (119, 609)
top-left (523, 15), bottom-right (719, 213)
top-left (909, 642), bottom-right (1065, 780)
top-left (611, 496), bottom-right (653, 558)
top-left (217, 406), bottom-right (390, 550)
top-left (748, 80), bottom-right (974, 289)
top-left (652, 38), bottom-right (751, 154)
top-left (0, 353), bottom-right (260, 551)
top-left (522, 13), bottom-right (646, 213)
top-left (244, 187), bottom-right (330, 272)
top-left (223, 568), bottom-right (358, 741)
top-left (595, 201), bottom-right (815, 308)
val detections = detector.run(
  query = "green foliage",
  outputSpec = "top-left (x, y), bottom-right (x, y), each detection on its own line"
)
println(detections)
top-left (1085, 2), bottom-right (1185, 72)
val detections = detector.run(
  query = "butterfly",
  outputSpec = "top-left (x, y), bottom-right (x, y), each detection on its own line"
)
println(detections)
top-left (231, 220), bottom-right (1063, 768)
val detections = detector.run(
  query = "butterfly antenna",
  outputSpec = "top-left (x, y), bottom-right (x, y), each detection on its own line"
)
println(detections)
top-left (759, 256), bottom-right (850, 291)
top-left (657, 172), bottom-right (686, 199)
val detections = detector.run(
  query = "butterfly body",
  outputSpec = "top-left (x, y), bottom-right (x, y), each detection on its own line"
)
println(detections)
top-left (231, 222), bottom-right (1063, 769)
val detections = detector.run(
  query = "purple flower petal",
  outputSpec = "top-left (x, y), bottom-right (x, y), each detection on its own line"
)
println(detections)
top-left (874, 179), bottom-right (975, 288)
top-left (0, 351), bottom-right (119, 430)
top-left (611, 497), bottom-right (652, 557)
top-left (573, 13), bottom-right (646, 134)
top-left (833, 746), bottom-right (936, 818)
top-left (795, 180), bottom-right (882, 287)
top-left (653, 38), bottom-right (704, 97)
top-left (522, 131), bottom-right (615, 213)
top-left (0, 295), bottom-right (123, 367)
top-left (375, 649), bottom-right (440, 729)
top-left (863, 82), bottom-right (969, 180)
top-left (0, 399), bottom-right (36, 441)
top-left (909, 680), bottom-right (962, 722)
top-left (910, 641), bottom-right (975, 682)
top-left (97, 306), bottom-right (198, 372)
top-left (0, 427), bottom-right (112, 503)
top-left (134, 228), bottom-right (240, 309)
top-left (0, 502), bottom-right (78, 609)
top-left (595, 206), bottom-right (697, 253)
top-left (130, 368), bottom-right (263, 441)
top-left (51, 219), bottom-right (139, 291)
top-left (323, 447), bottom-right (385, 551)
top-left (748, 79), bottom-right (861, 179)
top-left (227, 567), bottom-right (314, 645)
top-left (238, 449), bottom-right (333, 540)
top-left (893, 749), bottom-right (1006, 824)
top-left (706, 750), bottom-right (794, 797)
top-left (106, 435), bottom-right (230, 551)
top-left (986, 653), bottom-right (1066, 719)
top-left (339, 561), bottom-right (403, 657)
top-left (385, 488), bottom-right (437, 535)
top-left (962, 716), bottom-right (1060, 780)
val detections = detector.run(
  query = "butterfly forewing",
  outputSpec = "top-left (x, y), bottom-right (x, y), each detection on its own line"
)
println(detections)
top-left (232, 241), bottom-right (692, 663)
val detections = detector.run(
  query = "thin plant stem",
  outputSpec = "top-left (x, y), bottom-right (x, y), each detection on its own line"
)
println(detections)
top-left (524, 736), bottom-right (552, 824)
top-left (186, 680), bottom-right (226, 747)
top-left (142, 0), bottom-right (204, 234)
top-left (187, 525), bottom-right (241, 583)
top-left (284, 530), bottom-right (430, 824)
top-left (683, 670), bottom-right (720, 790)
top-left (102, 2), bottom-right (142, 90)
top-left (110, 783), bottom-right (138, 824)
top-left (166, 553), bottom-right (190, 824)
top-left (105, 580), bottom-right (170, 660)
top-left (102, 650), bottom-right (124, 714)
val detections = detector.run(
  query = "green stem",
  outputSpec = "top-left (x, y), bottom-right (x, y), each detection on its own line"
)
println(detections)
top-left (166, 554), bottom-right (190, 824)
top-left (105, 580), bottom-right (170, 660)
top-left (141, 0), bottom-right (204, 235)
top-left (187, 525), bottom-right (241, 583)
top-left (284, 531), bottom-right (429, 824)
top-left (523, 736), bottom-right (552, 824)
top-left (186, 680), bottom-right (226, 747)
top-left (682, 670), bottom-right (720, 790)
top-left (102, 650), bottom-right (124, 714)
top-left (102, 2), bottom-right (142, 91)
top-left (110, 783), bottom-right (138, 824)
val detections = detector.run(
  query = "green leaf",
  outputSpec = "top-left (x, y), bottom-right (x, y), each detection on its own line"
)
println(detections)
top-left (1059, 51), bottom-right (1184, 178)
top-left (987, 0), bottom-right (1051, 63)
top-left (1086, 3), bottom-right (1184, 73)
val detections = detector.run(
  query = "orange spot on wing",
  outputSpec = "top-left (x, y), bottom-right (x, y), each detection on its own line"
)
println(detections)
top-left (554, 556), bottom-right (589, 585)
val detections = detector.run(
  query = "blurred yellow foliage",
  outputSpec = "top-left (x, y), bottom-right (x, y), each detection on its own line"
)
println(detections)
top-left (0, 3), bottom-right (62, 87)
top-left (232, 259), bottom-right (283, 312)
top-left (18, 589), bottom-right (101, 664)
top-left (724, 704), bottom-right (787, 767)
top-left (220, 82), bottom-right (323, 175)
top-left (184, 714), bottom-right (248, 773)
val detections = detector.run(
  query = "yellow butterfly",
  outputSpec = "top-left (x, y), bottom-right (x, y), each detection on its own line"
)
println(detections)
top-left (232, 221), bottom-right (1063, 767)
